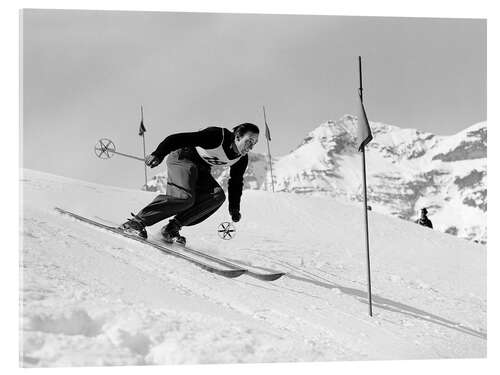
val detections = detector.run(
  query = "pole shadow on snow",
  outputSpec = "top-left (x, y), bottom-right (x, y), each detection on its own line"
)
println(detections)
top-left (292, 275), bottom-right (486, 340)
top-left (227, 257), bottom-right (486, 340)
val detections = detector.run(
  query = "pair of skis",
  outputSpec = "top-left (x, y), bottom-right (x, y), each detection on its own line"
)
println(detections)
top-left (55, 207), bottom-right (285, 281)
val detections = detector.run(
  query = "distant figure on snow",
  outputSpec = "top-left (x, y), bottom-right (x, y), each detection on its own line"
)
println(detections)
top-left (415, 207), bottom-right (433, 229)
top-left (119, 123), bottom-right (260, 245)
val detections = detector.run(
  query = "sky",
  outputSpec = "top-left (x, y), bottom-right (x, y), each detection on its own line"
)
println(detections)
top-left (21, 9), bottom-right (486, 189)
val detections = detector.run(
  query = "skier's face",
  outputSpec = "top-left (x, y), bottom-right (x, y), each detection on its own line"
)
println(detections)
top-left (235, 132), bottom-right (259, 155)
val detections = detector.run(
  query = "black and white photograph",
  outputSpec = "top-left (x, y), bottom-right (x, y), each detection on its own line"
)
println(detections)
top-left (18, 5), bottom-right (488, 369)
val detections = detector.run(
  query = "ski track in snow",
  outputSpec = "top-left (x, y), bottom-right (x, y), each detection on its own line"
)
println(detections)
top-left (20, 169), bottom-right (486, 366)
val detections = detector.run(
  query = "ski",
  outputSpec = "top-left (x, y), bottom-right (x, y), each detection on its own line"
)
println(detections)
top-left (54, 207), bottom-right (245, 279)
top-left (153, 240), bottom-right (286, 281)
top-left (92, 213), bottom-right (285, 281)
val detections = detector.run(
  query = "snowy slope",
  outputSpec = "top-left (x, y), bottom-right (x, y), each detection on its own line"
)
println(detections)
top-left (20, 169), bottom-right (486, 366)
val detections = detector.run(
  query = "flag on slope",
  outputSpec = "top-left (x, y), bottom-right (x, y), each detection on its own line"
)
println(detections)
top-left (139, 105), bottom-right (146, 136)
top-left (265, 121), bottom-right (271, 141)
top-left (356, 94), bottom-right (373, 151)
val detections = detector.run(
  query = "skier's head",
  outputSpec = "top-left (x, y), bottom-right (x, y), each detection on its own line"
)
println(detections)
top-left (232, 123), bottom-right (260, 155)
top-left (420, 208), bottom-right (428, 217)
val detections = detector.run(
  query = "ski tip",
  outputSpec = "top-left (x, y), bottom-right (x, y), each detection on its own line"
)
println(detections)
top-left (253, 272), bottom-right (286, 281)
top-left (222, 269), bottom-right (247, 278)
top-left (54, 207), bottom-right (72, 216)
top-left (268, 273), bottom-right (286, 281)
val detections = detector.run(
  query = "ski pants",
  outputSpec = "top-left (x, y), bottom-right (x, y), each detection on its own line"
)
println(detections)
top-left (135, 148), bottom-right (226, 228)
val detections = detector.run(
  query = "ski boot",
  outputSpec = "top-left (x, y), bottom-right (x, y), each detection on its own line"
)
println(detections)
top-left (119, 214), bottom-right (148, 239)
top-left (161, 218), bottom-right (186, 246)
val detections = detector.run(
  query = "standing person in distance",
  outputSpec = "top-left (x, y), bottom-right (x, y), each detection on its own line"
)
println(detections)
top-left (119, 123), bottom-right (260, 245)
top-left (415, 207), bottom-right (433, 229)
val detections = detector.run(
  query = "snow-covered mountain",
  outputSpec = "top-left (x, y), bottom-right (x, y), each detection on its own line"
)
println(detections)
top-left (145, 116), bottom-right (487, 244)
top-left (20, 169), bottom-right (486, 366)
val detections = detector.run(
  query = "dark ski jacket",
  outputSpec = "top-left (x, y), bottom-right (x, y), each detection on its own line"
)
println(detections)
top-left (415, 216), bottom-right (433, 229)
top-left (150, 127), bottom-right (248, 212)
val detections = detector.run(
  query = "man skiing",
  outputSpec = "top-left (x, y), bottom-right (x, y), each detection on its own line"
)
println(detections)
top-left (119, 123), bottom-right (260, 245)
top-left (415, 207), bottom-right (433, 229)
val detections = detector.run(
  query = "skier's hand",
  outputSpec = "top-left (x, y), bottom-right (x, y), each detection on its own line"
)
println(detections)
top-left (229, 209), bottom-right (241, 223)
top-left (145, 154), bottom-right (162, 168)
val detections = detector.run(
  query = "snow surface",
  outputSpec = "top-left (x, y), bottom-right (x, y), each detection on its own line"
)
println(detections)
top-left (20, 168), bottom-right (486, 367)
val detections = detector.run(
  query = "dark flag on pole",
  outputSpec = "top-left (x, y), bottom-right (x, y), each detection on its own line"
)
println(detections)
top-left (139, 105), bottom-right (146, 136)
top-left (356, 94), bottom-right (372, 151)
top-left (139, 119), bottom-right (146, 136)
top-left (139, 105), bottom-right (147, 188)
top-left (265, 120), bottom-right (271, 141)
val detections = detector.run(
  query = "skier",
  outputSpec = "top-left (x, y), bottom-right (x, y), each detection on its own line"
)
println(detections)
top-left (415, 207), bottom-right (433, 229)
top-left (119, 123), bottom-right (260, 244)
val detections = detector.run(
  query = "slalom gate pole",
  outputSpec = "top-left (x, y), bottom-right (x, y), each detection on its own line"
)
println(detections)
top-left (359, 56), bottom-right (373, 317)
top-left (263, 106), bottom-right (275, 192)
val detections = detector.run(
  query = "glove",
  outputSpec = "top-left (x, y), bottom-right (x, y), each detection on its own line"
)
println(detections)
top-left (145, 154), bottom-right (162, 168)
top-left (229, 209), bottom-right (241, 223)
